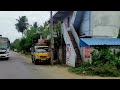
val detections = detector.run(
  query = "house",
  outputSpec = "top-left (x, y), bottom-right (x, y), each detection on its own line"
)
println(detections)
top-left (49, 11), bottom-right (120, 67)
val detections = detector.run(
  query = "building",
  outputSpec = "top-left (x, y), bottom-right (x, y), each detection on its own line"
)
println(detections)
top-left (49, 11), bottom-right (120, 67)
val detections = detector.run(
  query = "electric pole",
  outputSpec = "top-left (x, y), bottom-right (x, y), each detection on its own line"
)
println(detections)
top-left (50, 11), bottom-right (54, 65)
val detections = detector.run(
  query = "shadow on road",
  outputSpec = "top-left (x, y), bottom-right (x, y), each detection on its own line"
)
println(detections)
top-left (0, 58), bottom-right (9, 61)
top-left (36, 62), bottom-right (50, 65)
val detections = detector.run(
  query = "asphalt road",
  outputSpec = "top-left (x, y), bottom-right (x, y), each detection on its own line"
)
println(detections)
top-left (0, 51), bottom-right (72, 79)
top-left (0, 51), bottom-right (120, 79)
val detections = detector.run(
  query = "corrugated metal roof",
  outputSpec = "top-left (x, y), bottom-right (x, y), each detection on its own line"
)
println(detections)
top-left (80, 38), bottom-right (120, 46)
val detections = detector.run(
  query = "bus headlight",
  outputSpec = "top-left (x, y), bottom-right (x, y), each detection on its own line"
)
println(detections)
top-left (5, 51), bottom-right (9, 54)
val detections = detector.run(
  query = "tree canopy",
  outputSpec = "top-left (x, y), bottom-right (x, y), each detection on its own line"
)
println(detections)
top-left (15, 16), bottom-right (29, 36)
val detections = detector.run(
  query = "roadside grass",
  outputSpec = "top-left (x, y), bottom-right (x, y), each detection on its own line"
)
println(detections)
top-left (68, 62), bottom-right (120, 77)
top-left (68, 46), bottom-right (120, 77)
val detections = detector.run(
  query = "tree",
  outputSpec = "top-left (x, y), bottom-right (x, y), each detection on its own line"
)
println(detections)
top-left (43, 22), bottom-right (50, 39)
top-left (53, 21), bottom-right (61, 37)
top-left (33, 22), bottom-right (38, 29)
top-left (15, 16), bottom-right (29, 37)
top-left (11, 39), bottom-right (21, 51)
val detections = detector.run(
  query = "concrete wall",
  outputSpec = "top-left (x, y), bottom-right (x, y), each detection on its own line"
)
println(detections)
top-left (61, 13), bottom-right (78, 67)
top-left (63, 13), bottom-right (73, 30)
top-left (91, 11), bottom-right (120, 37)
top-left (61, 23), bottom-right (76, 67)
top-left (80, 11), bottom-right (91, 35)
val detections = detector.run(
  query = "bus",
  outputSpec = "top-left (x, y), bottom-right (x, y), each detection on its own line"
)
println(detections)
top-left (0, 36), bottom-right (10, 60)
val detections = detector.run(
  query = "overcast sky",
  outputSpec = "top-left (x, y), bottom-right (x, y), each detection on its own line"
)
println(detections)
top-left (0, 11), bottom-right (56, 42)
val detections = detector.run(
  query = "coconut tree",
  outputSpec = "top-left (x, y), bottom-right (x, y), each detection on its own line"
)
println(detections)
top-left (15, 16), bottom-right (29, 37)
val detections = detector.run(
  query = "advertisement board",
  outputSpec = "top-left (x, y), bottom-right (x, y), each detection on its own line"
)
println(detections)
top-left (85, 47), bottom-right (91, 58)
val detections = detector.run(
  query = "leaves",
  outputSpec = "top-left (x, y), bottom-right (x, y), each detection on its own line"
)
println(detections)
top-left (70, 46), bottom-right (120, 77)
top-left (15, 16), bottom-right (29, 35)
top-left (13, 18), bottom-right (62, 55)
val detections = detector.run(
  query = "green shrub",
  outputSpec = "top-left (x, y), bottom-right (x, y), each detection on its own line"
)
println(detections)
top-left (70, 46), bottom-right (120, 77)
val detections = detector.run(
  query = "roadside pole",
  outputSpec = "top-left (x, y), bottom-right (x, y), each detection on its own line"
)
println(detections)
top-left (50, 11), bottom-right (54, 65)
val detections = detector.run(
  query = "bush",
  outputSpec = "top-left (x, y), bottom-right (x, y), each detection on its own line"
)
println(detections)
top-left (93, 63), bottom-right (120, 77)
top-left (69, 61), bottom-right (95, 75)
top-left (70, 46), bottom-right (120, 77)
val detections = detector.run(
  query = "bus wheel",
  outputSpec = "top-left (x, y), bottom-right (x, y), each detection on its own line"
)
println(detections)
top-left (6, 57), bottom-right (9, 60)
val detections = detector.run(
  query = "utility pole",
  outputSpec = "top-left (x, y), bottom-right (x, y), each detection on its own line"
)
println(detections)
top-left (50, 11), bottom-right (54, 65)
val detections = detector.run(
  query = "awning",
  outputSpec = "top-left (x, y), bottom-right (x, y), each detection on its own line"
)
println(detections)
top-left (80, 38), bottom-right (120, 47)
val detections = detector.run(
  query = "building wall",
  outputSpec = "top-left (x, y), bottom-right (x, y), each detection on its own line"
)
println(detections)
top-left (80, 11), bottom-right (91, 36)
top-left (81, 46), bottom-right (120, 62)
top-left (63, 13), bottom-right (73, 30)
top-left (61, 22), bottom-right (76, 67)
top-left (91, 11), bottom-right (120, 37)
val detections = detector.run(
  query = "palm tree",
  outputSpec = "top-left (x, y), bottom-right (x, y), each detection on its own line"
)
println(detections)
top-left (15, 16), bottom-right (29, 37)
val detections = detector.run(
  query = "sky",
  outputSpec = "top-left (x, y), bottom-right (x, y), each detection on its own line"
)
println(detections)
top-left (0, 11), bottom-right (56, 42)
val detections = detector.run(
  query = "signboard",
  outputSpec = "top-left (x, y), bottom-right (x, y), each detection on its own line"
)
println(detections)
top-left (85, 47), bottom-right (91, 58)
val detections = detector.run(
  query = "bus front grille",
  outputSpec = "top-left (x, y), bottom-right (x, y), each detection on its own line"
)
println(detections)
top-left (0, 52), bottom-right (5, 54)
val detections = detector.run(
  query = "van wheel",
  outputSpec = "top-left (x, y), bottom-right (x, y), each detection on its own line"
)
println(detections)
top-left (34, 60), bottom-right (39, 65)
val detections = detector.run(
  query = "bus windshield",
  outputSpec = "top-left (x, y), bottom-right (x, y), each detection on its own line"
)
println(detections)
top-left (0, 37), bottom-right (9, 49)
top-left (0, 42), bottom-right (8, 49)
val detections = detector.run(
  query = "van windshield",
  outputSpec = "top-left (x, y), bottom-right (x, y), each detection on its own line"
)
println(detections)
top-left (35, 49), bottom-right (47, 53)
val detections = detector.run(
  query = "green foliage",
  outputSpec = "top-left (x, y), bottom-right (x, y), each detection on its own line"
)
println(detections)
top-left (69, 61), bottom-right (95, 75)
top-left (13, 17), bottom-right (62, 57)
top-left (91, 46), bottom-right (116, 66)
top-left (70, 46), bottom-right (120, 77)
top-left (15, 16), bottom-right (29, 36)
top-left (13, 22), bottom-right (41, 53)
top-left (10, 39), bottom-right (21, 51)
top-left (33, 22), bottom-right (38, 29)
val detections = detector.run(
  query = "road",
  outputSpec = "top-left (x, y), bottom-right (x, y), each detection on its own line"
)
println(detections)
top-left (0, 51), bottom-right (120, 79)
top-left (0, 51), bottom-right (74, 79)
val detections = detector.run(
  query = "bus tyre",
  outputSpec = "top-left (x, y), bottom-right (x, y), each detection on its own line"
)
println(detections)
top-left (6, 57), bottom-right (9, 60)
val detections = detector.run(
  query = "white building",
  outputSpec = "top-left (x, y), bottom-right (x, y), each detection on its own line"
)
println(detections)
top-left (49, 11), bottom-right (120, 67)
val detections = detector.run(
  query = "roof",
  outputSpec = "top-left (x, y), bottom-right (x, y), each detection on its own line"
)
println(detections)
top-left (79, 35), bottom-right (112, 38)
top-left (48, 11), bottom-right (73, 23)
top-left (35, 46), bottom-right (48, 47)
top-left (80, 38), bottom-right (120, 46)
